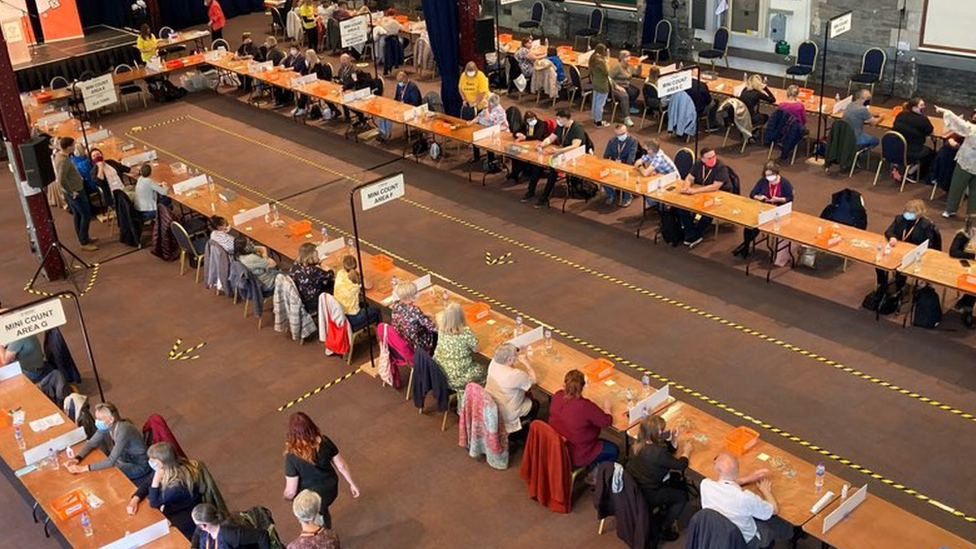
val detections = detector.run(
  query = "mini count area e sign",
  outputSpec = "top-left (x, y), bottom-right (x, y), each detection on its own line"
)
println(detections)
top-left (360, 173), bottom-right (405, 211)
top-left (0, 299), bottom-right (67, 345)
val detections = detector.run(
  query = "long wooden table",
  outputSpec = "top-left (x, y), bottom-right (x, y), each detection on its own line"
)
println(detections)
top-left (0, 375), bottom-right (188, 549)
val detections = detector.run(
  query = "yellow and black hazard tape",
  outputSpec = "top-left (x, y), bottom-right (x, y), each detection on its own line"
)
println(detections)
top-left (278, 367), bottom-right (362, 411)
top-left (401, 198), bottom-right (976, 427)
top-left (129, 132), bottom-right (976, 524)
top-left (168, 338), bottom-right (206, 361)
top-left (130, 116), bottom-right (187, 133)
top-left (484, 251), bottom-right (513, 266)
top-left (24, 263), bottom-right (100, 300)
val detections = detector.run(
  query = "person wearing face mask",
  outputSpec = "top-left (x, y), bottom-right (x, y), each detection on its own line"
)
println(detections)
top-left (377, 71), bottom-right (421, 140)
top-left (602, 123), bottom-right (639, 207)
top-left (733, 162), bottom-right (793, 258)
top-left (89, 148), bottom-right (128, 208)
top-left (127, 442), bottom-right (204, 539)
top-left (508, 110), bottom-right (550, 182)
top-left (524, 109), bottom-right (587, 208)
top-left (892, 97), bottom-right (935, 183)
top-left (66, 402), bottom-right (152, 483)
top-left (876, 199), bottom-right (941, 295)
top-left (458, 61), bottom-right (490, 114)
top-left (70, 144), bottom-right (110, 212)
top-left (931, 109), bottom-right (975, 193)
top-left (676, 147), bottom-right (732, 248)
top-left (468, 93), bottom-right (509, 172)
top-left (842, 89), bottom-right (883, 150)
top-left (608, 49), bottom-right (644, 127)
top-left (190, 503), bottom-right (271, 549)
top-left (937, 105), bottom-right (976, 219)
top-left (275, 44), bottom-right (307, 108)
top-left (949, 216), bottom-right (976, 327)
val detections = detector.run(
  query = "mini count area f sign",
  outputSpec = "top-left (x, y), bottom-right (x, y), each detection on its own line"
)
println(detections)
top-left (0, 298), bottom-right (67, 345)
top-left (360, 173), bottom-right (405, 211)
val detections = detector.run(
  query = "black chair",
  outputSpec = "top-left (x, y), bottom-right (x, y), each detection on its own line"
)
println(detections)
top-left (567, 65), bottom-right (592, 113)
top-left (698, 27), bottom-right (730, 72)
top-left (784, 40), bottom-right (817, 86)
top-left (848, 47), bottom-right (886, 95)
top-left (158, 27), bottom-right (186, 59)
top-left (674, 147), bottom-right (695, 179)
top-left (50, 76), bottom-right (69, 90)
top-left (573, 9), bottom-right (604, 52)
top-left (641, 19), bottom-right (673, 64)
top-left (874, 131), bottom-right (917, 192)
top-left (685, 509), bottom-right (748, 549)
top-left (114, 64), bottom-right (147, 112)
top-left (210, 38), bottom-right (230, 51)
top-left (271, 7), bottom-right (285, 37)
top-left (171, 221), bottom-right (207, 283)
top-left (518, 2), bottom-right (544, 35)
top-left (639, 82), bottom-right (660, 130)
top-left (505, 55), bottom-right (527, 100)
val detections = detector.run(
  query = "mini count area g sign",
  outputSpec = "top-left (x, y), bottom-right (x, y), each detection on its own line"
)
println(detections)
top-left (0, 298), bottom-right (67, 345)
top-left (360, 173), bottom-right (405, 211)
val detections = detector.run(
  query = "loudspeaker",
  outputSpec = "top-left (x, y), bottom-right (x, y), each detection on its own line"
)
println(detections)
top-left (19, 135), bottom-right (55, 189)
top-left (474, 17), bottom-right (495, 55)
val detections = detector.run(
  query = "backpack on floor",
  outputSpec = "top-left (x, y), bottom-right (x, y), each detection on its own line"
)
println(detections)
top-left (567, 177), bottom-right (598, 200)
top-left (239, 506), bottom-right (285, 549)
top-left (147, 79), bottom-right (187, 103)
top-left (659, 207), bottom-right (683, 246)
top-left (878, 288), bottom-right (903, 316)
top-left (912, 286), bottom-right (942, 328)
top-left (861, 284), bottom-right (885, 312)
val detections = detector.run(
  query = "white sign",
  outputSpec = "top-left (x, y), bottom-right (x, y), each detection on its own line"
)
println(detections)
top-left (829, 11), bottom-right (853, 39)
top-left (472, 124), bottom-right (503, 142)
top-left (121, 150), bottom-right (157, 167)
top-left (508, 326), bottom-right (544, 350)
top-left (340, 15), bottom-right (369, 48)
top-left (500, 0), bottom-right (521, 4)
top-left (38, 111), bottom-right (71, 127)
top-left (658, 63), bottom-right (677, 75)
top-left (900, 239), bottom-right (929, 269)
top-left (645, 171), bottom-right (679, 193)
top-left (342, 88), bottom-right (373, 103)
top-left (316, 237), bottom-right (347, 258)
top-left (100, 519), bottom-right (170, 549)
top-left (0, 299), bottom-right (67, 345)
top-left (233, 203), bottom-right (271, 226)
top-left (758, 202), bottom-right (793, 226)
top-left (79, 74), bottom-right (118, 112)
top-left (576, 49), bottom-right (594, 65)
top-left (628, 385), bottom-right (672, 424)
top-left (87, 128), bottom-right (111, 143)
top-left (22, 427), bottom-right (86, 466)
top-left (291, 74), bottom-right (318, 88)
top-left (248, 60), bottom-right (272, 73)
top-left (0, 362), bottom-right (22, 381)
top-left (172, 174), bottom-right (209, 194)
top-left (831, 95), bottom-right (853, 114)
top-left (823, 484), bottom-right (868, 534)
top-left (657, 69), bottom-right (694, 98)
top-left (551, 145), bottom-right (586, 167)
top-left (360, 173), bottom-right (405, 211)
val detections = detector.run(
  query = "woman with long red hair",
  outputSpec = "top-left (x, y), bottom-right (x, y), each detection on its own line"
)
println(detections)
top-left (283, 412), bottom-right (360, 529)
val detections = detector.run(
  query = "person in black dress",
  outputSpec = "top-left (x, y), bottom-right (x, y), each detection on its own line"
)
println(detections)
top-left (190, 503), bottom-right (270, 549)
top-left (127, 442), bottom-right (203, 539)
top-left (283, 412), bottom-right (360, 529)
top-left (625, 416), bottom-right (692, 542)
top-left (739, 75), bottom-right (776, 127)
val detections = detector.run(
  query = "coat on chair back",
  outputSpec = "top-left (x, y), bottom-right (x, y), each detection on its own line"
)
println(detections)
top-left (204, 240), bottom-right (231, 294)
top-left (685, 509), bottom-right (748, 549)
top-left (458, 382), bottom-right (509, 470)
top-left (520, 420), bottom-right (573, 513)
top-left (593, 462), bottom-right (655, 549)
top-left (151, 202), bottom-right (180, 261)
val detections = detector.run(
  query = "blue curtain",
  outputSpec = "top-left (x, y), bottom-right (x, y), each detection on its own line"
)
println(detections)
top-left (422, 0), bottom-right (462, 117)
top-left (77, 0), bottom-right (128, 28)
top-left (641, 0), bottom-right (664, 45)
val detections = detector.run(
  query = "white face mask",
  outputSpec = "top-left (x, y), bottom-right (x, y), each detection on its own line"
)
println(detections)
top-left (466, 70), bottom-right (476, 78)
top-left (765, 174), bottom-right (778, 182)
top-left (527, 119), bottom-right (537, 127)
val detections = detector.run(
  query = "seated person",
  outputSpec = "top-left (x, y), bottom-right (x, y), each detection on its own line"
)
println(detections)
top-left (66, 402), bottom-right (152, 483)
top-left (602, 123), bottom-right (639, 207)
top-left (90, 147), bottom-right (130, 207)
top-left (739, 75), bottom-right (776, 127)
top-left (508, 110), bottom-right (550, 182)
top-left (524, 109), bottom-right (586, 208)
top-left (609, 49), bottom-right (644, 127)
top-left (335, 54), bottom-right (369, 127)
top-left (0, 331), bottom-right (49, 383)
top-left (290, 242), bottom-right (335, 315)
top-left (876, 199), bottom-right (941, 295)
top-left (235, 236), bottom-right (279, 292)
top-left (949, 216), bottom-right (976, 326)
top-left (432, 302), bottom-right (483, 392)
top-left (687, 78), bottom-right (719, 132)
top-left (292, 49), bottom-right (325, 118)
top-left (843, 89), bottom-right (883, 149)
top-left (236, 32), bottom-right (256, 58)
top-left (485, 343), bottom-right (538, 444)
top-left (274, 44), bottom-right (306, 108)
top-left (333, 255), bottom-right (380, 330)
top-left (546, 46), bottom-right (566, 86)
top-left (265, 36), bottom-right (286, 66)
top-left (467, 93), bottom-right (509, 171)
top-left (190, 503), bottom-right (270, 549)
top-left (734, 161), bottom-right (793, 258)
top-left (892, 97), bottom-right (936, 183)
top-left (513, 36), bottom-right (539, 81)
top-left (701, 452), bottom-right (793, 549)
top-left (209, 216), bottom-right (235, 255)
top-left (548, 369), bottom-right (616, 469)
top-left (134, 163), bottom-right (170, 219)
top-left (391, 281), bottom-right (436, 354)
top-left (626, 416), bottom-right (691, 542)
top-left (378, 71), bottom-right (423, 139)
top-left (634, 138), bottom-right (677, 207)
top-left (776, 85), bottom-right (807, 127)
top-left (127, 442), bottom-right (203, 540)
top-left (676, 147), bottom-right (733, 248)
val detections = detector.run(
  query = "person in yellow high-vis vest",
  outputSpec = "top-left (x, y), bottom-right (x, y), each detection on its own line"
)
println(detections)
top-left (298, 0), bottom-right (319, 52)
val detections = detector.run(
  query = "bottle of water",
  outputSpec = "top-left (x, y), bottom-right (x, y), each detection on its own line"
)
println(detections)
top-left (815, 462), bottom-right (825, 492)
top-left (773, 212), bottom-right (781, 232)
top-left (641, 373), bottom-right (651, 396)
top-left (14, 426), bottom-right (25, 450)
top-left (625, 387), bottom-right (635, 407)
top-left (835, 92), bottom-right (841, 102)
top-left (544, 329), bottom-right (552, 350)
top-left (49, 447), bottom-right (59, 470)
top-left (884, 242), bottom-right (891, 256)
top-left (81, 512), bottom-right (93, 537)
top-left (875, 243), bottom-right (883, 262)
top-left (515, 315), bottom-right (523, 336)
top-left (320, 226), bottom-right (329, 243)
top-left (272, 203), bottom-right (280, 222)
top-left (346, 237), bottom-right (355, 249)
top-left (441, 289), bottom-right (449, 306)
top-left (913, 253), bottom-right (922, 273)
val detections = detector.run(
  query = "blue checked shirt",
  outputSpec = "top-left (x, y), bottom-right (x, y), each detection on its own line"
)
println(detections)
top-left (638, 150), bottom-right (677, 175)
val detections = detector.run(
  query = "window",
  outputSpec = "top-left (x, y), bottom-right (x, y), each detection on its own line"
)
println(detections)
top-left (691, 0), bottom-right (769, 37)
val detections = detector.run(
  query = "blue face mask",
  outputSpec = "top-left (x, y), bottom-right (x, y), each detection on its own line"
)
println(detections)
top-left (616, 134), bottom-right (628, 142)
top-left (95, 419), bottom-right (110, 431)
top-left (903, 212), bottom-right (917, 221)
top-left (397, 81), bottom-right (405, 87)
top-left (526, 119), bottom-right (537, 127)
top-left (149, 460), bottom-right (159, 471)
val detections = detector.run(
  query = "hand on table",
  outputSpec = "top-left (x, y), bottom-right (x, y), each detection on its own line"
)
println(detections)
top-left (679, 185), bottom-right (695, 195)
top-left (66, 464), bottom-right (87, 474)
top-left (758, 478), bottom-right (773, 496)
top-left (126, 497), bottom-right (140, 515)
top-left (889, 237), bottom-right (898, 247)
top-left (753, 195), bottom-right (766, 201)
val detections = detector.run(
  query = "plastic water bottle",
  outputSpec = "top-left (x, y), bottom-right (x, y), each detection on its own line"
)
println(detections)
top-left (544, 329), bottom-right (553, 350)
top-left (773, 212), bottom-right (781, 232)
top-left (913, 253), bottom-right (922, 273)
top-left (320, 227), bottom-right (329, 242)
top-left (841, 484), bottom-right (850, 499)
top-left (391, 275), bottom-right (400, 288)
top-left (815, 462), bottom-right (825, 492)
top-left (835, 92), bottom-right (841, 102)
top-left (272, 203), bottom-right (280, 222)
top-left (875, 243), bottom-right (883, 262)
top-left (14, 426), bottom-right (25, 450)
top-left (81, 512), bottom-right (93, 537)
top-left (742, 72), bottom-right (747, 82)
top-left (346, 237), bottom-right (355, 249)
top-left (515, 315), bottom-right (523, 336)
top-left (641, 373), bottom-right (651, 396)
top-left (884, 243), bottom-right (892, 256)
top-left (49, 448), bottom-right (59, 470)
top-left (625, 387), bottom-right (635, 407)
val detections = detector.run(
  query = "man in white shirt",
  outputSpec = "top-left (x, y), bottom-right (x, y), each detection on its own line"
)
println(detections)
top-left (700, 451), bottom-right (794, 549)
top-left (484, 343), bottom-right (538, 443)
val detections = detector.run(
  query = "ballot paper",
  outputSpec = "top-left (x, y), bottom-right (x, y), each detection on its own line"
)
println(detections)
top-left (29, 413), bottom-right (64, 432)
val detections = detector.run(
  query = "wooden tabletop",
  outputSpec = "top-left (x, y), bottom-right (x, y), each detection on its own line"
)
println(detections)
top-left (156, 29), bottom-right (210, 48)
top-left (898, 248), bottom-right (976, 296)
top-left (802, 492), bottom-right (976, 549)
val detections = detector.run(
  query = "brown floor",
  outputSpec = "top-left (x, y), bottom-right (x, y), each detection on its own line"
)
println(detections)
top-left (3, 12), bottom-right (976, 549)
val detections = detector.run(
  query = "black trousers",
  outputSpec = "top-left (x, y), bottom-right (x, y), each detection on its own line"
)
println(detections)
top-left (644, 485), bottom-right (688, 532)
top-left (304, 27), bottom-right (318, 51)
top-left (211, 28), bottom-right (223, 41)
top-left (510, 159), bottom-right (532, 180)
top-left (526, 166), bottom-right (558, 204)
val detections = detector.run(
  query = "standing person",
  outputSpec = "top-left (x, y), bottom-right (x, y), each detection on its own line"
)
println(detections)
top-left (299, 0), bottom-right (318, 51)
top-left (937, 105), bottom-right (976, 219)
top-left (54, 137), bottom-right (97, 251)
top-left (842, 89), bottom-right (883, 150)
top-left (432, 302), bottom-right (483, 392)
top-left (601, 123), bottom-right (639, 207)
top-left (608, 49), bottom-right (643, 127)
top-left (458, 61), bottom-right (490, 115)
top-left (283, 412), bottom-right (360, 529)
top-left (524, 109), bottom-right (586, 208)
top-left (126, 442), bottom-right (204, 539)
top-left (733, 162), bottom-right (793, 258)
top-left (548, 369), bottom-right (616, 470)
top-left (588, 44), bottom-right (611, 128)
top-left (190, 504), bottom-right (271, 549)
top-left (66, 403), bottom-right (152, 483)
top-left (136, 24), bottom-right (158, 63)
top-left (676, 147), bottom-right (733, 248)
top-left (205, 0), bottom-right (226, 42)
top-left (287, 490), bottom-right (342, 549)
top-left (626, 416), bottom-right (691, 542)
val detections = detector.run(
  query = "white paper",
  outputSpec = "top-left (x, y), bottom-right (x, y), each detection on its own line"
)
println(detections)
top-left (316, 237), bottom-right (346, 258)
top-left (121, 150), bottom-right (158, 167)
top-left (757, 202), bottom-right (793, 226)
top-left (22, 427), bottom-right (86, 466)
top-left (29, 413), bottom-right (64, 432)
top-left (823, 484), bottom-right (867, 533)
top-left (204, 50), bottom-right (223, 62)
top-left (472, 124), bottom-right (503, 142)
top-left (551, 145), bottom-right (586, 167)
top-left (232, 203), bottom-right (270, 227)
top-left (810, 491), bottom-right (835, 514)
top-left (342, 88), bottom-right (373, 103)
top-left (507, 326), bottom-right (544, 349)
top-left (0, 362), bottom-right (22, 381)
top-left (87, 128), bottom-right (111, 143)
top-left (831, 95), bottom-right (853, 114)
top-left (98, 519), bottom-right (170, 549)
top-left (628, 385), bottom-right (671, 424)
top-left (172, 175), bottom-right (209, 194)
top-left (900, 239), bottom-right (929, 269)
top-left (645, 171), bottom-right (679, 193)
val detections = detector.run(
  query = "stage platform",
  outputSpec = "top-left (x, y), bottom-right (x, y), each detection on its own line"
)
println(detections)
top-left (13, 25), bottom-right (140, 92)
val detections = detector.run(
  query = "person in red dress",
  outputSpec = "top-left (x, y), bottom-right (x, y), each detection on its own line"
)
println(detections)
top-left (205, 0), bottom-right (226, 42)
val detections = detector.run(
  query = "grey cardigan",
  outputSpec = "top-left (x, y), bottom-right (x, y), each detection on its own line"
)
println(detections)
top-left (76, 420), bottom-right (148, 471)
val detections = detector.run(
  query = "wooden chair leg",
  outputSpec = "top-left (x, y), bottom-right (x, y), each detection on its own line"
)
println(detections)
top-left (930, 181), bottom-right (938, 201)
top-left (872, 159), bottom-right (884, 186)
top-left (598, 518), bottom-right (607, 535)
top-left (405, 367), bottom-right (414, 401)
top-left (194, 261), bottom-right (201, 284)
top-left (243, 299), bottom-right (249, 318)
top-left (179, 251), bottom-right (186, 276)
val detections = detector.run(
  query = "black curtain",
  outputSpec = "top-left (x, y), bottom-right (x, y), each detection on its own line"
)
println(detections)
top-left (157, 0), bottom-right (262, 32)
top-left (77, 0), bottom-right (128, 28)
top-left (641, 0), bottom-right (664, 46)
top-left (422, 0), bottom-right (462, 116)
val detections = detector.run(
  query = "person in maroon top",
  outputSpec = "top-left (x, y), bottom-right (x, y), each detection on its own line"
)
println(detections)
top-left (548, 369), bottom-right (618, 468)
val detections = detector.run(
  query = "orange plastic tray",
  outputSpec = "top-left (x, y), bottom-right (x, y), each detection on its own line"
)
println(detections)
top-left (693, 195), bottom-right (715, 210)
top-left (371, 254), bottom-right (394, 272)
top-left (51, 489), bottom-right (88, 521)
top-left (289, 219), bottom-right (312, 237)
top-left (583, 358), bottom-right (614, 384)
top-left (463, 302), bottom-right (491, 324)
top-left (957, 274), bottom-right (976, 293)
top-left (725, 426), bottom-right (759, 456)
